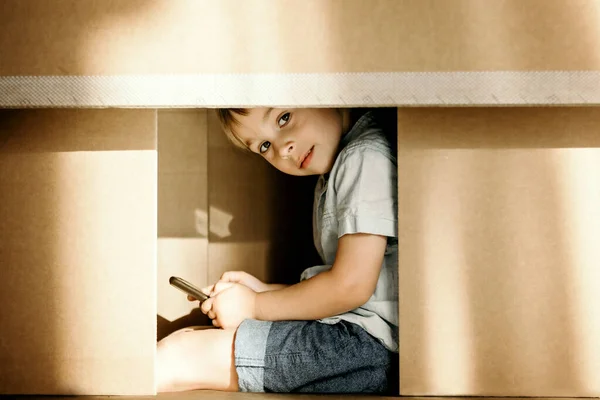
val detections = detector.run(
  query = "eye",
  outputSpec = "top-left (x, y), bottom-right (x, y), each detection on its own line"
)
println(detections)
top-left (259, 141), bottom-right (271, 154)
top-left (277, 112), bottom-right (291, 128)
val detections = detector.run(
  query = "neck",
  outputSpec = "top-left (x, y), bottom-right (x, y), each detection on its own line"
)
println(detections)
top-left (339, 109), bottom-right (350, 135)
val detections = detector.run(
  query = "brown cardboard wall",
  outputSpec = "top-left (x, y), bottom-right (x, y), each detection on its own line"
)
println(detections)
top-left (0, 110), bottom-right (157, 394)
top-left (157, 110), bottom-right (210, 339)
top-left (397, 107), bottom-right (600, 396)
top-left (1, 0), bottom-right (599, 75)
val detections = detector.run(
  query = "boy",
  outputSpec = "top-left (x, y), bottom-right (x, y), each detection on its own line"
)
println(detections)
top-left (157, 108), bottom-right (398, 393)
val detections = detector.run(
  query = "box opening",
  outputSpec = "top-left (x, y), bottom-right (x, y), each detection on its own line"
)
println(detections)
top-left (156, 108), bottom-right (322, 339)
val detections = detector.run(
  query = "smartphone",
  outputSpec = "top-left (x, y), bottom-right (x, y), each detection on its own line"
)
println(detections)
top-left (169, 276), bottom-right (209, 302)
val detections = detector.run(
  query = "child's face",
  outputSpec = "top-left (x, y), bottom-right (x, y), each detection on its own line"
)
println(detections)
top-left (233, 108), bottom-right (348, 176)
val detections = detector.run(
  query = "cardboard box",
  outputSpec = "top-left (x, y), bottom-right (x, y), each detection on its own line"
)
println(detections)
top-left (1, 0), bottom-right (599, 75)
top-left (0, 109), bottom-right (157, 394)
top-left (398, 107), bottom-right (600, 397)
top-left (1, 0), bottom-right (600, 397)
top-left (4, 106), bottom-right (600, 397)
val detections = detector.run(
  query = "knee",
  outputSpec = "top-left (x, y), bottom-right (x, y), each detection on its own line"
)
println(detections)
top-left (155, 329), bottom-right (195, 392)
top-left (156, 334), bottom-right (177, 392)
top-left (155, 327), bottom-right (238, 393)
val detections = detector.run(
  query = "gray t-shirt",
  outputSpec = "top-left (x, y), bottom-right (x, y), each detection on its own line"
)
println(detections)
top-left (300, 111), bottom-right (399, 352)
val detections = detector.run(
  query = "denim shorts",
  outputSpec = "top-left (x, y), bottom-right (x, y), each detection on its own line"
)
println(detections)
top-left (234, 319), bottom-right (397, 394)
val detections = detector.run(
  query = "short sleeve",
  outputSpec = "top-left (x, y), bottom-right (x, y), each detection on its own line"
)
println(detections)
top-left (331, 144), bottom-right (398, 238)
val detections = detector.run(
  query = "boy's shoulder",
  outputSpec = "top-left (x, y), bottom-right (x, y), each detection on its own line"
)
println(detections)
top-left (324, 110), bottom-right (398, 195)
top-left (337, 110), bottom-right (397, 165)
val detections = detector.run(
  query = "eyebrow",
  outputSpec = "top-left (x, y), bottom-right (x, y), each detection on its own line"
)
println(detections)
top-left (262, 107), bottom-right (274, 124)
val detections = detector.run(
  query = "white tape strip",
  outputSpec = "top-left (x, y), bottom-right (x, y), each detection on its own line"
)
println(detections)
top-left (0, 71), bottom-right (599, 107)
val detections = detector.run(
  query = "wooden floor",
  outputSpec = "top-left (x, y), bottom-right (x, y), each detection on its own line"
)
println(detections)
top-left (3, 393), bottom-right (395, 400)
top-left (2, 393), bottom-right (589, 400)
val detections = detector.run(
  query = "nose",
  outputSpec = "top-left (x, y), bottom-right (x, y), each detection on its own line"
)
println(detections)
top-left (277, 140), bottom-right (295, 159)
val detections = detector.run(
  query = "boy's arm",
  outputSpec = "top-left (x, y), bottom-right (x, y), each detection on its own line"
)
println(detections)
top-left (264, 283), bottom-right (290, 291)
top-left (254, 233), bottom-right (387, 321)
top-left (210, 270), bottom-right (289, 293)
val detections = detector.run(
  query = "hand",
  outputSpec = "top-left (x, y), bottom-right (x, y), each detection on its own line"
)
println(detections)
top-left (200, 283), bottom-right (257, 329)
top-left (186, 271), bottom-right (268, 302)
top-left (216, 271), bottom-right (270, 293)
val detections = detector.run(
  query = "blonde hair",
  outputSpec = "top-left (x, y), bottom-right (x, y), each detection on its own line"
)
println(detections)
top-left (216, 108), bottom-right (250, 151)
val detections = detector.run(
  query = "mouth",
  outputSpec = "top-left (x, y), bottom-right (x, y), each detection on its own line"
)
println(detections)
top-left (299, 146), bottom-right (314, 169)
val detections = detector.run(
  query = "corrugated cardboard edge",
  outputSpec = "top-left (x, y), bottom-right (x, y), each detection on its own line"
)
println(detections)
top-left (1, 71), bottom-right (599, 107)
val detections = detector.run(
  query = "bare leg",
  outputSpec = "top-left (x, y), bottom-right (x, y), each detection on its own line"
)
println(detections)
top-left (156, 327), bottom-right (239, 392)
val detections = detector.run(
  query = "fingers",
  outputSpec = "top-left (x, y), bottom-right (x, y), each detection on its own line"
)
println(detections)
top-left (200, 297), bottom-right (214, 315)
top-left (199, 295), bottom-right (219, 325)
top-left (200, 284), bottom-right (232, 323)
top-left (220, 270), bottom-right (266, 292)
top-left (202, 284), bottom-right (214, 296)
top-left (187, 283), bottom-right (213, 302)
top-left (220, 270), bottom-right (246, 283)
top-left (211, 281), bottom-right (235, 296)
